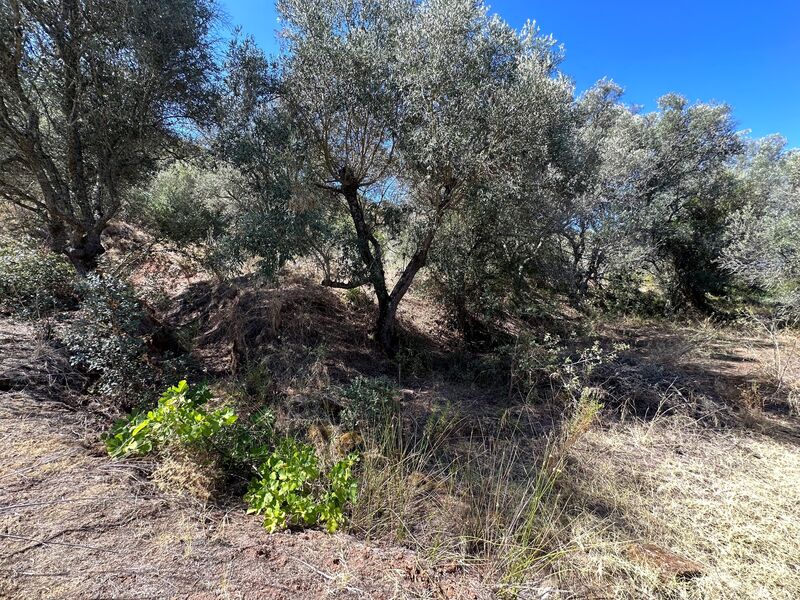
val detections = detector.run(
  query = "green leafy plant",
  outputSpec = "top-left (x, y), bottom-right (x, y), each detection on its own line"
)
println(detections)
top-left (217, 406), bottom-right (276, 473)
top-left (320, 453), bottom-right (360, 532)
top-left (105, 380), bottom-right (238, 458)
top-left (61, 274), bottom-right (152, 405)
top-left (244, 438), bottom-right (358, 533)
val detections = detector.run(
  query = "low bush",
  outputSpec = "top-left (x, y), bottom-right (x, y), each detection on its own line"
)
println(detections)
top-left (105, 380), bottom-right (238, 458)
top-left (61, 274), bottom-right (154, 405)
top-left (244, 438), bottom-right (358, 533)
top-left (339, 376), bottom-right (399, 432)
top-left (143, 162), bottom-right (229, 247)
top-left (0, 235), bottom-right (76, 316)
top-left (509, 332), bottom-right (627, 405)
top-left (62, 273), bottom-right (191, 406)
top-left (107, 380), bottom-right (359, 533)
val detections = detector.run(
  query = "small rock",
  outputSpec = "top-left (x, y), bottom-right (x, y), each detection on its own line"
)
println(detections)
top-left (626, 542), bottom-right (704, 581)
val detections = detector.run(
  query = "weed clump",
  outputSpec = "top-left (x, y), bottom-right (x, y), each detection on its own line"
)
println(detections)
top-left (104, 380), bottom-right (238, 458)
top-left (339, 376), bottom-right (399, 432)
top-left (107, 380), bottom-right (360, 533)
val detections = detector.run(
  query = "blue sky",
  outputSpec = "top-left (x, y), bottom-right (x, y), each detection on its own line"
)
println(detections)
top-left (220, 1), bottom-right (800, 147)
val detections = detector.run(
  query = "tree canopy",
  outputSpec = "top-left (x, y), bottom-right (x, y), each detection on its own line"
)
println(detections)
top-left (2, 0), bottom-right (798, 351)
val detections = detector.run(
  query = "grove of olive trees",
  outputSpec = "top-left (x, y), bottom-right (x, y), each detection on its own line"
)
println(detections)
top-left (2, 0), bottom-right (797, 339)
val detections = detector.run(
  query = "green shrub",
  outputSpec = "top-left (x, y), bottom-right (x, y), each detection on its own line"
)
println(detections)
top-left (217, 406), bottom-right (276, 473)
top-left (105, 380), bottom-right (238, 458)
top-left (244, 438), bottom-right (358, 533)
top-left (395, 345), bottom-right (431, 383)
top-left (0, 235), bottom-right (75, 316)
top-left (510, 333), bottom-right (627, 404)
top-left (339, 376), bottom-right (399, 432)
top-left (61, 274), bottom-right (152, 404)
top-left (107, 383), bottom-right (358, 534)
top-left (144, 162), bottom-right (228, 246)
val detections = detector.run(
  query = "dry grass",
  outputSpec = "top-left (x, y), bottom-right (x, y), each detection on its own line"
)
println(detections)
top-left (553, 414), bottom-right (800, 599)
top-left (537, 317), bottom-right (800, 599)
top-left (151, 446), bottom-right (225, 502)
top-left (5, 262), bottom-right (800, 600)
top-left (346, 394), bottom-right (607, 599)
top-left (737, 317), bottom-right (800, 417)
top-left (0, 319), bottom-right (495, 600)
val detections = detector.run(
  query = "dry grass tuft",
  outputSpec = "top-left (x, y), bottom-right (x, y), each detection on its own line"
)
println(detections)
top-left (348, 392), bottom-right (606, 598)
top-left (151, 446), bottom-right (225, 503)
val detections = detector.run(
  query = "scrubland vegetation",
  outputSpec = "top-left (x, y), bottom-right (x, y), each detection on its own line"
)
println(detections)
top-left (1, 0), bottom-right (799, 598)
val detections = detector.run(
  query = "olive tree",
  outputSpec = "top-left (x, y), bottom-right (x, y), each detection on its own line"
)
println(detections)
top-left (0, 0), bottom-right (217, 272)
top-left (430, 85), bottom-right (745, 328)
top-left (636, 95), bottom-right (742, 306)
top-left (722, 136), bottom-right (800, 302)
top-left (210, 36), bottom-right (318, 277)
top-left (555, 81), bottom-right (639, 301)
top-left (560, 93), bottom-right (742, 308)
top-left (277, 0), bottom-right (573, 353)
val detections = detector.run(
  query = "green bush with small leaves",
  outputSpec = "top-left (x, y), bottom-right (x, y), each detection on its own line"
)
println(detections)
top-left (143, 162), bottom-right (229, 246)
top-left (339, 376), bottom-right (399, 432)
top-left (105, 380), bottom-right (238, 458)
top-left (61, 274), bottom-right (153, 405)
top-left (0, 235), bottom-right (75, 316)
top-left (510, 333), bottom-right (628, 404)
top-left (244, 438), bottom-right (358, 533)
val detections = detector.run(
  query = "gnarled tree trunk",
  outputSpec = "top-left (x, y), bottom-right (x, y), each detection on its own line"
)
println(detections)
top-left (337, 184), bottom-right (440, 356)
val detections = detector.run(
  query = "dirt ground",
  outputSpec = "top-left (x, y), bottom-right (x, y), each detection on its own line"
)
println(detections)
top-left (0, 320), bottom-right (492, 600)
top-left (2, 299), bottom-right (800, 599)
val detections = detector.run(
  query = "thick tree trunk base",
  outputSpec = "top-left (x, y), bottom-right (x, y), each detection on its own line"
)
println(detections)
top-left (376, 308), bottom-right (399, 358)
top-left (67, 233), bottom-right (106, 274)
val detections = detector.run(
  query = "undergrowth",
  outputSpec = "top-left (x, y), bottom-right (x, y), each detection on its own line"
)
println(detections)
top-left (343, 372), bottom-right (604, 596)
top-left (0, 235), bottom-right (76, 317)
top-left (61, 274), bottom-right (178, 407)
top-left (104, 380), bottom-right (238, 458)
top-left (244, 438), bottom-right (358, 533)
top-left (107, 379), bottom-right (360, 533)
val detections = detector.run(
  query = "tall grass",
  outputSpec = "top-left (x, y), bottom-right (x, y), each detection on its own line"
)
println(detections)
top-left (347, 388), bottom-right (603, 597)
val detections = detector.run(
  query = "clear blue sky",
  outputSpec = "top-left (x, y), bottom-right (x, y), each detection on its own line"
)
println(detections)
top-left (220, 0), bottom-right (800, 147)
